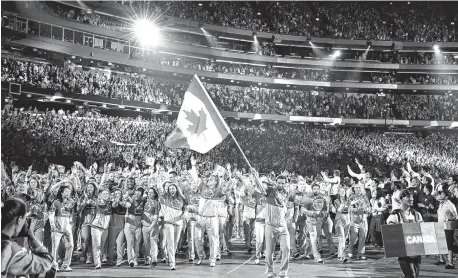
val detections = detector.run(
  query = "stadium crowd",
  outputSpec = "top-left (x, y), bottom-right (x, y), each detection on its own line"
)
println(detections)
top-left (2, 108), bottom-right (457, 276)
top-left (4, 2), bottom-right (457, 65)
top-left (28, 1), bottom-right (457, 42)
top-left (25, 1), bottom-right (129, 31)
top-left (2, 57), bottom-right (458, 121)
top-left (3, 108), bottom-right (458, 179)
top-left (2, 2), bottom-right (458, 278)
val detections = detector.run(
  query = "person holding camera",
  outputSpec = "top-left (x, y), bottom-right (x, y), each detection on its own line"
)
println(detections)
top-left (1, 198), bottom-right (53, 278)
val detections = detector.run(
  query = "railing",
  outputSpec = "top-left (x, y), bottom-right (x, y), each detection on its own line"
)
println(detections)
top-left (2, 11), bottom-right (131, 54)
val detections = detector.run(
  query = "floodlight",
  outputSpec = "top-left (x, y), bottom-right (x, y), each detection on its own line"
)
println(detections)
top-left (433, 44), bottom-right (440, 52)
top-left (134, 19), bottom-right (160, 46)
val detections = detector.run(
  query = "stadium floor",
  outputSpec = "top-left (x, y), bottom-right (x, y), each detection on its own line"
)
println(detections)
top-left (55, 239), bottom-right (457, 278)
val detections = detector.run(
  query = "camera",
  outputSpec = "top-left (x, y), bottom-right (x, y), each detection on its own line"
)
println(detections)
top-left (15, 220), bottom-right (29, 238)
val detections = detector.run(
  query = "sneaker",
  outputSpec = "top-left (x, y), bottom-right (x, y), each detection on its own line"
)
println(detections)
top-left (255, 258), bottom-right (260, 265)
top-left (216, 255), bottom-right (221, 261)
top-left (161, 257), bottom-right (167, 263)
top-left (60, 267), bottom-right (72, 272)
top-left (116, 262), bottom-right (123, 267)
top-left (196, 255), bottom-right (206, 265)
top-left (151, 261), bottom-right (157, 268)
top-left (170, 266), bottom-right (176, 270)
top-left (189, 258), bottom-right (194, 262)
top-left (133, 260), bottom-right (138, 266)
top-left (86, 259), bottom-right (92, 264)
top-left (95, 265), bottom-right (101, 269)
top-left (298, 253), bottom-right (311, 260)
top-left (222, 250), bottom-right (231, 256)
top-left (145, 257), bottom-right (151, 265)
top-left (129, 261), bottom-right (134, 267)
top-left (347, 253), bottom-right (353, 259)
top-left (102, 254), bottom-right (108, 263)
top-left (292, 252), bottom-right (300, 259)
top-left (434, 260), bottom-right (446, 266)
top-left (445, 264), bottom-right (455, 269)
top-left (261, 252), bottom-right (266, 259)
top-left (268, 273), bottom-right (277, 278)
top-left (357, 256), bottom-right (366, 260)
top-left (210, 262), bottom-right (216, 267)
top-left (315, 258), bottom-right (323, 264)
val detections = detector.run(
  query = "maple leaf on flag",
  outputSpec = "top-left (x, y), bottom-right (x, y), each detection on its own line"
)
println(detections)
top-left (184, 109), bottom-right (207, 137)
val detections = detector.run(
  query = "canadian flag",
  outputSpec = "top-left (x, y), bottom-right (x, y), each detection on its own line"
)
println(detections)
top-left (165, 75), bottom-right (230, 154)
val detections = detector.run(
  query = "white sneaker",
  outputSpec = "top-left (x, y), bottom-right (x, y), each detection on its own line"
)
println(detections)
top-left (170, 266), bottom-right (176, 270)
top-left (255, 258), bottom-right (260, 265)
top-left (102, 254), bottom-right (108, 263)
top-left (133, 260), bottom-right (138, 266)
top-left (315, 258), bottom-right (323, 263)
top-left (210, 262), bottom-right (216, 267)
top-left (196, 259), bottom-right (203, 265)
top-left (60, 266), bottom-right (72, 272)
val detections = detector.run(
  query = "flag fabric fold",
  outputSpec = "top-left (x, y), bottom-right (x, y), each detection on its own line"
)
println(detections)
top-left (165, 75), bottom-right (230, 154)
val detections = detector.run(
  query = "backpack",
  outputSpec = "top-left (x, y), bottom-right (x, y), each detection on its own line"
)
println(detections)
top-left (391, 208), bottom-right (421, 223)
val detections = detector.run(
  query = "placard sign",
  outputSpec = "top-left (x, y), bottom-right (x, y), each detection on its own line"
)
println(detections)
top-left (381, 223), bottom-right (448, 258)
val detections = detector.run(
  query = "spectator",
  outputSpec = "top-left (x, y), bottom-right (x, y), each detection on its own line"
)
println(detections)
top-left (435, 188), bottom-right (457, 269)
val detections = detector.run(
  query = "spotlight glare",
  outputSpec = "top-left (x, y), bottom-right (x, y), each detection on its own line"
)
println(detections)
top-left (134, 19), bottom-right (160, 46)
top-left (334, 50), bottom-right (341, 57)
top-left (433, 44), bottom-right (440, 51)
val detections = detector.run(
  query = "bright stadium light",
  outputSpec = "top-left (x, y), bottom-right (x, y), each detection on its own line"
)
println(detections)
top-left (134, 19), bottom-right (160, 46)
top-left (330, 50), bottom-right (341, 59)
top-left (433, 44), bottom-right (440, 52)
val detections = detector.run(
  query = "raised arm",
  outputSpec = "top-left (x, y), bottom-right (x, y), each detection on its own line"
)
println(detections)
top-left (355, 158), bottom-right (364, 171)
top-left (407, 162), bottom-right (420, 178)
top-left (188, 156), bottom-right (199, 184)
top-left (347, 165), bottom-right (365, 180)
